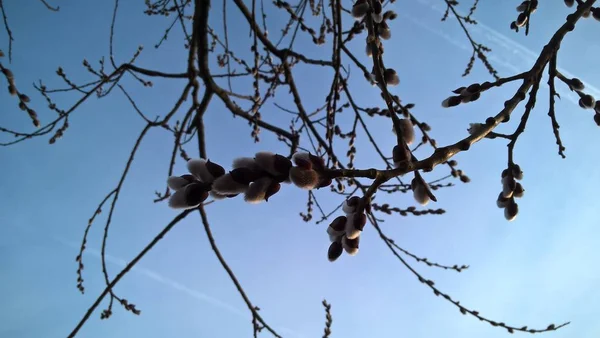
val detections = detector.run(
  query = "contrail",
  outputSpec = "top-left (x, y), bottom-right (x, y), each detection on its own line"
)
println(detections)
top-left (407, 0), bottom-right (600, 104)
top-left (52, 235), bottom-right (250, 318)
top-left (8, 222), bottom-right (306, 338)
top-left (55, 236), bottom-right (307, 338)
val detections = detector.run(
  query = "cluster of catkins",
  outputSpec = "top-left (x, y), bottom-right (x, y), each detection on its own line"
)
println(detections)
top-left (167, 152), bottom-right (332, 209)
top-left (563, 0), bottom-right (600, 20)
top-left (496, 164), bottom-right (524, 221)
top-left (442, 83), bottom-right (488, 108)
top-left (510, 0), bottom-right (537, 31)
top-left (352, 0), bottom-right (399, 87)
top-left (326, 196), bottom-right (367, 262)
top-left (0, 51), bottom-right (39, 127)
top-left (563, 77), bottom-right (600, 125)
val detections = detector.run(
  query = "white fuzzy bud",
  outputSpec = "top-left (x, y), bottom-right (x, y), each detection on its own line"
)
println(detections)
top-left (411, 178), bottom-right (431, 206)
top-left (502, 175), bottom-right (516, 198)
top-left (345, 212), bottom-right (366, 240)
top-left (168, 189), bottom-right (189, 209)
top-left (398, 119), bottom-right (414, 145)
top-left (187, 159), bottom-right (213, 183)
top-left (233, 157), bottom-right (259, 170)
top-left (254, 151), bottom-right (277, 175)
top-left (244, 177), bottom-right (272, 204)
top-left (289, 167), bottom-right (319, 190)
top-left (351, 0), bottom-right (368, 19)
top-left (496, 192), bottom-right (509, 208)
top-left (342, 196), bottom-right (361, 214)
top-left (212, 174), bottom-right (249, 195)
top-left (504, 201), bottom-right (519, 221)
top-left (167, 174), bottom-right (196, 191)
top-left (467, 123), bottom-right (484, 135)
top-left (342, 236), bottom-right (359, 256)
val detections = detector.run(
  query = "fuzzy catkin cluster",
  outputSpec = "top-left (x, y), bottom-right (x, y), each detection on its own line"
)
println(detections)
top-left (562, 76), bottom-right (600, 126)
top-left (510, 0), bottom-right (538, 32)
top-left (167, 152), bottom-right (332, 209)
top-left (497, 164), bottom-right (525, 221)
top-left (326, 196), bottom-right (367, 262)
top-left (0, 51), bottom-right (39, 127)
top-left (352, 0), bottom-right (400, 88)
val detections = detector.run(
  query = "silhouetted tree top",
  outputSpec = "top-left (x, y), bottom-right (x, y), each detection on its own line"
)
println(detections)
top-left (1, 0), bottom-right (599, 337)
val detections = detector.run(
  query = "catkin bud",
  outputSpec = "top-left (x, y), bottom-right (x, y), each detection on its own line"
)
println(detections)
top-left (392, 144), bottom-right (409, 168)
top-left (442, 96), bottom-right (462, 108)
top-left (328, 241), bottom-right (344, 262)
top-left (168, 183), bottom-right (208, 209)
top-left (504, 200), bottom-right (519, 221)
top-left (167, 174), bottom-right (197, 191)
top-left (8, 84), bottom-right (17, 96)
top-left (342, 236), bottom-right (360, 256)
top-left (352, 0), bottom-right (369, 19)
top-left (292, 152), bottom-right (312, 169)
top-left (579, 94), bottom-right (596, 109)
top-left (344, 213), bottom-right (361, 240)
top-left (378, 21), bottom-right (391, 40)
top-left (342, 196), bottom-right (361, 214)
top-left (205, 160), bottom-right (225, 180)
top-left (212, 173), bottom-right (250, 194)
top-left (467, 123), bottom-right (484, 135)
top-left (244, 177), bottom-right (273, 204)
top-left (233, 157), bottom-right (259, 170)
top-left (516, 1), bottom-right (529, 12)
top-left (383, 11), bottom-right (397, 21)
top-left (254, 151), bottom-right (278, 175)
top-left (497, 192), bottom-right (509, 208)
top-left (502, 175), bottom-right (516, 198)
top-left (229, 167), bottom-right (261, 185)
top-left (265, 180), bottom-right (281, 201)
top-left (372, 0), bottom-right (383, 23)
top-left (384, 68), bottom-right (399, 86)
top-left (327, 216), bottom-right (347, 240)
top-left (185, 183), bottom-right (210, 206)
top-left (393, 119), bottom-right (414, 145)
top-left (187, 159), bottom-right (213, 183)
top-left (289, 167), bottom-right (319, 190)
top-left (569, 78), bottom-right (585, 91)
top-left (516, 13), bottom-right (528, 27)
top-left (564, 0), bottom-right (574, 7)
top-left (273, 154), bottom-right (293, 176)
top-left (511, 164), bottom-right (523, 180)
top-left (365, 43), bottom-right (373, 58)
top-left (592, 8), bottom-right (600, 21)
top-left (411, 178), bottom-right (430, 206)
top-left (19, 94), bottom-right (30, 103)
top-left (513, 183), bottom-right (524, 198)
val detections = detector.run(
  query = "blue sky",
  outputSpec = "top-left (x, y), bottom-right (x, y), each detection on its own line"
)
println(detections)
top-left (1, 0), bottom-right (600, 337)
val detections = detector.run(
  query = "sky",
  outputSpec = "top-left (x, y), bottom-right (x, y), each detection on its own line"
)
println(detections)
top-left (1, 0), bottom-right (600, 337)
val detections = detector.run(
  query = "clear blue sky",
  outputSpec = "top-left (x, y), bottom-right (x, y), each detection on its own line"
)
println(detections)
top-left (1, 0), bottom-right (600, 337)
